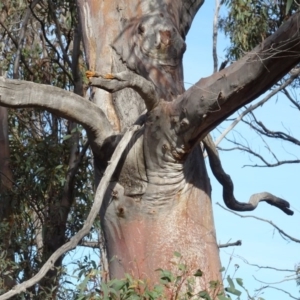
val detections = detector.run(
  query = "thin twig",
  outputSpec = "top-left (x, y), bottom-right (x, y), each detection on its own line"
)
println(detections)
top-left (216, 202), bottom-right (300, 243)
top-left (256, 286), bottom-right (299, 300)
top-left (215, 68), bottom-right (300, 147)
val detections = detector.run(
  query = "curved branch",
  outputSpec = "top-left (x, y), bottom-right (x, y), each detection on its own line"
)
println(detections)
top-left (180, 1), bottom-right (205, 36)
top-left (0, 125), bottom-right (141, 300)
top-left (0, 77), bottom-right (113, 151)
top-left (203, 134), bottom-right (293, 215)
top-left (87, 70), bottom-right (159, 111)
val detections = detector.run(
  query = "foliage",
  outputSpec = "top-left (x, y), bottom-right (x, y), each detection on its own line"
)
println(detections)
top-left (219, 0), bottom-right (299, 60)
top-left (68, 253), bottom-right (268, 300)
top-left (0, 0), bottom-right (95, 298)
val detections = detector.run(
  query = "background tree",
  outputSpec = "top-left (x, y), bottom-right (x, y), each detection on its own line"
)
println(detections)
top-left (0, 0), bottom-right (95, 298)
top-left (0, 0), bottom-right (299, 299)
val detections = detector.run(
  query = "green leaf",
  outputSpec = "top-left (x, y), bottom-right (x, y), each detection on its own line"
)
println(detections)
top-left (178, 263), bottom-right (187, 271)
top-left (219, 267), bottom-right (226, 272)
top-left (286, 0), bottom-right (293, 15)
top-left (110, 279), bottom-right (127, 291)
top-left (198, 291), bottom-right (212, 300)
top-left (101, 282), bottom-right (109, 299)
top-left (227, 275), bottom-right (235, 289)
top-left (226, 286), bottom-right (242, 296)
top-left (236, 278), bottom-right (243, 287)
top-left (36, 166), bottom-right (45, 173)
top-left (218, 296), bottom-right (231, 300)
top-left (63, 134), bottom-right (72, 141)
top-left (174, 251), bottom-right (181, 257)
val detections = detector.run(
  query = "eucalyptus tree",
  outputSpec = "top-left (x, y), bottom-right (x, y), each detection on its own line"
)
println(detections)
top-left (0, 0), bottom-right (300, 298)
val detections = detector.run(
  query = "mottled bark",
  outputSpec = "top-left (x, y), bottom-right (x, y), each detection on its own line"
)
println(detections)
top-left (0, 0), bottom-right (299, 297)
top-left (77, 0), bottom-right (218, 287)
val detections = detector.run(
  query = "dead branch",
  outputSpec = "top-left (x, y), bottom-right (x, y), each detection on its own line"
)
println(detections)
top-left (0, 125), bottom-right (141, 300)
top-left (203, 134), bottom-right (293, 215)
top-left (283, 87), bottom-right (300, 110)
top-left (244, 112), bottom-right (300, 146)
top-left (256, 286), bottom-right (298, 300)
top-left (233, 255), bottom-right (295, 273)
top-left (253, 275), bottom-right (297, 285)
top-left (218, 135), bottom-right (300, 168)
top-left (79, 240), bottom-right (99, 248)
top-left (216, 202), bottom-right (299, 242)
top-left (215, 68), bottom-right (300, 147)
top-left (219, 240), bottom-right (242, 248)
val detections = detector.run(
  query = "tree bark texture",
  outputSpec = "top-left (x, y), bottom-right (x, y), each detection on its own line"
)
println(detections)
top-left (76, 0), bottom-right (300, 285)
top-left (0, 0), bottom-right (299, 294)
top-left (77, 0), bottom-right (220, 286)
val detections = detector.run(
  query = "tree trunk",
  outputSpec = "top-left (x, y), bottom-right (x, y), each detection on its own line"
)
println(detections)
top-left (0, 106), bottom-right (15, 290)
top-left (77, 0), bottom-right (222, 288)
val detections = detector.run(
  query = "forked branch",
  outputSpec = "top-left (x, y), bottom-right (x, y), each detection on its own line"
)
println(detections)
top-left (0, 125), bottom-right (141, 300)
top-left (87, 70), bottom-right (159, 111)
top-left (203, 134), bottom-right (293, 215)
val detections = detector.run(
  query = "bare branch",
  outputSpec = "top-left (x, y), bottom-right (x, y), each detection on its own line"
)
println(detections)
top-left (216, 202), bottom-right (300, 242)
top-left (256, 286), bottom-right (299, 300)
top-left (253, 275), bottom-right (297, 285)
top-left (219, 240), bottom-right (242, 248)
top-left (215, 68), bottom-right (300, 146)
top-left (79, 240), bottom-right (99, 248)
top-left (244, 112), bottom-right (300, 146)
top-left (88, 70), bottom-right (159, 111)
top-left (233, 255), bottom-right (295, 273)
top-left (283, 87), bottom-right (300, 110)
top-left (0, 77), bottom-right (113, 151)
top-left (0, 125), bottom-right (141, 300)
top-left (218, 143), bottom-right (300, 168)
top-left (203, 135), bottom-right (293, 215)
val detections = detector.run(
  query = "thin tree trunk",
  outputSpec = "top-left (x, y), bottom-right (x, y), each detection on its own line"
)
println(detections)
top-left (0, 106), bottom-right (15, 290)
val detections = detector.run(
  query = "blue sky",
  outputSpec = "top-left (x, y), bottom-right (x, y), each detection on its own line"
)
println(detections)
top-left (183, 2), bottom-right (300, 299)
